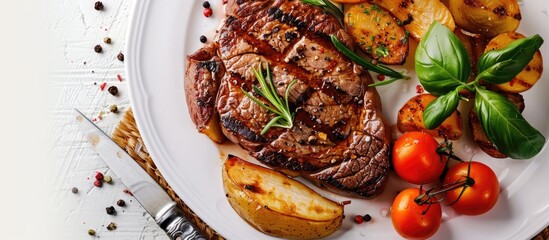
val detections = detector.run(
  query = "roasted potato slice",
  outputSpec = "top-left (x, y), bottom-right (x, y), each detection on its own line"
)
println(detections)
top-left (484, 32), bottom-right (544, 93)
top-left (222, 156), bottom-right (344, 239)
top-left (469, 93), bottom-right (525, 158)
top-left (454, 28), bottom-right (488, 79)
top-left (368, 0), bottom-right (455, 40)
top-left (448, 0), bottom-right (521, 38)
top-left (398, 94), bottom-right (463, 140)
top-left (344, 3), bottom-right (409, 65)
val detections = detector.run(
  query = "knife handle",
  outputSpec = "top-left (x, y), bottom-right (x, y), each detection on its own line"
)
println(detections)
top-left (156, 203), bottom-right (207, 240)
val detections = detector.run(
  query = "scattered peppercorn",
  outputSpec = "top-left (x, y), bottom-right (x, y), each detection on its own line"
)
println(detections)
top-left (123, 189), bottom-right (133, 196)
top-left (199, 35), bottom-right (207, 43)
top-left (103, 37), bottom-right (112, 44)
top-left (103, 175), bottom-right (113, 183)
top-left (106, 222), bottom-right (117, 231)
top-left (377, 74), bottom-right (385, 81)
top-left (95, 172), bottom-right (104, 181)
top-left (88, 229), bottom-right (96, 236)
top-left (117, 53), bottom-right (124, 62)
top-left (416, 84), bottom-right (424, 94)
top-left (94, 1), bottom-right (104, 11)
top-left (202, 1), bottom-right (210, 8)
top-left (94, 44), bottom-right (103, 53)
top-left (94, 179), bottom-right (103, 187)
top-left (106, 206), bottom-right (116, 215)
top-left (116, 199), bottom-right (126, 207)
top-left (71, 187), bottom-right (79, 194)
top-left (363, 214), bottom-right (372, 222)
top-left (354, 215), bottom-right (364, 224)
top-left (108, 86), bottom-right (119, 96)
top-left (109, 105), bottom-right (118, 113)
top-left (203, 8), bottom-right (213, 17)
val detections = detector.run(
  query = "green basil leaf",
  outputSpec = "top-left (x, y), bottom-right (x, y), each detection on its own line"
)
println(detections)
top-left (475, 87), bottom-right (545, 159)
top-left (423, 90), bottom-right (460, 129)
top-left (477, 34), bottom-right (543, 84)
top-left (415, 21), bottom-right (471, 96)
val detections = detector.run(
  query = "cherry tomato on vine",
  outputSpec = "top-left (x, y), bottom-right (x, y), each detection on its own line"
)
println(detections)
top-left (443, 161), bottom-right (499, 215)
top-left (391, 188), bottom-right (442, 239)
top-left (392, 132), bottom-right (446, 184)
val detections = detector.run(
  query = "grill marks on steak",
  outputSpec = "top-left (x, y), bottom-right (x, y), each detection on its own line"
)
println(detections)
top-left (186, 0), bottom-right (391, 198)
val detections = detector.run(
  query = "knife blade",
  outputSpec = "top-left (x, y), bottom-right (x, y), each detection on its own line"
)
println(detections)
top-left (74, 109), bottom-right (207, 240)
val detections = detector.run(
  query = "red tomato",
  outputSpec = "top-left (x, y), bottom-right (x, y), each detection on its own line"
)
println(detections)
top-left (391, 188), bottom-right (442, 239)
top-left (392, 132), bottom-right (446, 184)
top-left (443, 161), bottom-right (499, 215)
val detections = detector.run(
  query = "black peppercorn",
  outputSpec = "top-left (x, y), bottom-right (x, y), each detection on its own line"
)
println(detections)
top-left (94, 45), bottom-right (102, 53)
top-left (116, 199), bottom-right (126, 207)
top-left (110, 105), bottom-right (118, 113)
top-left (108, 86), bottom-right (118, 96)
top-left (94, 1), bottom-right (104, 11)
top-left (199, 35), bottom-right (207, 43)
top-left (202, 1), bottom-right (210, 8)
top-left (106, 222), bottom-right (117, 231)
top-left (117, 52), bottom-right (124, 62)
top-left (106, 206), bottom-right (116, 215)
top-left (363, 214), bottom-right (372, 222)
top-left (71, 187), bottom-right (78, 194)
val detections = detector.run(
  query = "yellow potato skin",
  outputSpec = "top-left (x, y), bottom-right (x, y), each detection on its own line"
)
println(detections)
top-left (397, 94), bottom-right (463, 140)
top-left (484, 32), bottom-right (544, 93)
top-left (368, 0), bottom-right (456, 40)
top-left (222, 156), bottom-right (343, 239)
top-left (448, 0), bottom-right (521, 38)
top-left (345, 2), bottom-right (409, 65)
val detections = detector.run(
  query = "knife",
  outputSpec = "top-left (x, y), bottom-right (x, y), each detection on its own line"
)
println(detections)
top-left (74, 109), bottom-right (207, 240)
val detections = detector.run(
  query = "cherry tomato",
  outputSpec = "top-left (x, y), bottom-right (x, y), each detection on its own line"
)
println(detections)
top-left (391, 188), bottom-right (442, 239)
top-left (392, 132), bottom-right (446, 184)
top-left (443, 161), bottom-right (499, 215)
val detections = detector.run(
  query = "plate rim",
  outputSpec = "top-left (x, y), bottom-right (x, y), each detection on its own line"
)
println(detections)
top-left (125, 0), bottom-right (549, 239)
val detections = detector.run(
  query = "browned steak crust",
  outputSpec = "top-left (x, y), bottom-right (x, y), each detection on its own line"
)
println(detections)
top-left (186, 0), bottom-right (391, 198)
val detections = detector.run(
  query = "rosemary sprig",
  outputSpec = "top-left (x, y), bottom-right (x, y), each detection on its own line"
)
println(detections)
top-left (330, 35), bottom-right (410, 86)
top-left (300, 0), bottom-right (343, 20)
top-left (241, 63), bottom-right (297, 135)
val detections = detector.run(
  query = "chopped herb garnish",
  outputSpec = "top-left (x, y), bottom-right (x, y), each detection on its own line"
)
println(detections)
top-left (364, 9), bottom-right (370, 15)
top-left (375, 45), bottom-right (390, 57)
top-left (371, 4), bottom-right (383, 12)
top-left (241, 63), bottom-right (297, 134)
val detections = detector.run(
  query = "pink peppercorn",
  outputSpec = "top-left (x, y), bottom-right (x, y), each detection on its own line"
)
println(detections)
top-left (203, 8), bottom-right (212, 17)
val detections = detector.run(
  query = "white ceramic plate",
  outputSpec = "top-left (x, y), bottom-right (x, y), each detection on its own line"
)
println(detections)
top-left (126, 0), bottom-right (549, 239)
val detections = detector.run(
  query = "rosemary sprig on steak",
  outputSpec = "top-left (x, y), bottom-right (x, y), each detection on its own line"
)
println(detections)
top-left (300, 0), bottom-right (343, 20)
top-left (241, 63), bottom-right (297, 135)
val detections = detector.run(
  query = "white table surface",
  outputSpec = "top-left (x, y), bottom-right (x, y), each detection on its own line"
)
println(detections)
top-left (48, 0), bottom-right (169, 239)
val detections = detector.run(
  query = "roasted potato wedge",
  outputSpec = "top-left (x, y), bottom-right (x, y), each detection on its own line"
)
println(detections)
top-left (448, 0), bottom-right (521, 38)
top-left (398, 94), bottom-right (463, 140)
top-left (222, 156), bottom-right (344, 239)
top-left (469, 93), bottom-right (525, 158)
top-left (344, 3), bottom-right (409, 65)
top-left (185, 43), bottom-right (225, 143)
top-left (484, 32), bottom-right (544, 93)
top-left (368, 0), bottom-right (455, 40)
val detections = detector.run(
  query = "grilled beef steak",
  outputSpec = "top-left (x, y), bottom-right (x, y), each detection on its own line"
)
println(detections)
top-left (185, 0), bottom-right (391, 198)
